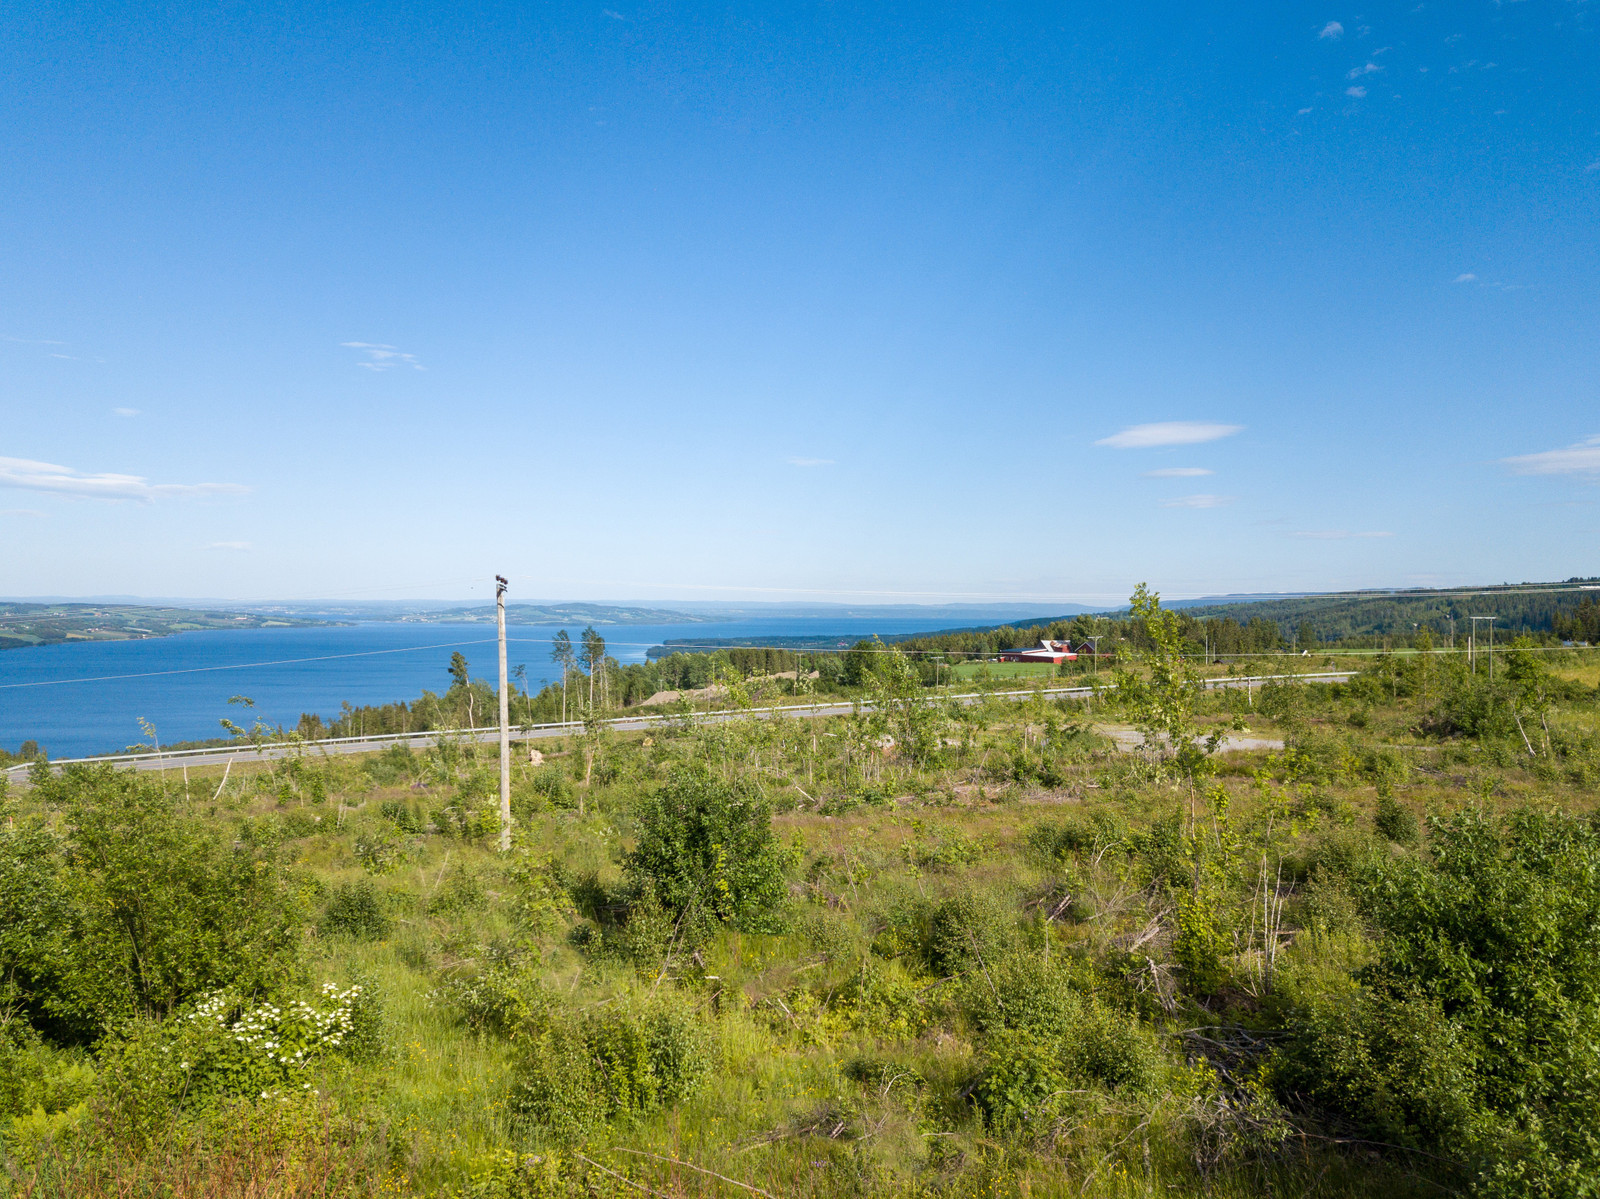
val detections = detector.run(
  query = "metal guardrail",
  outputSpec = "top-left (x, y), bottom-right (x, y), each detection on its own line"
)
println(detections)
top-left (3, 670), bottom-right (1353, 780)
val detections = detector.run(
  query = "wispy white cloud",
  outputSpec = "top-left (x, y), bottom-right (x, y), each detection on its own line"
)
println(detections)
top-left (341, 342), bottom-right (426, 371)
top-left (0, 508), bottom-right (45, 518)
top-left (1587, 162), bottom-right (1600, 173)
top-left (1347, 62), bottom-right (1384, 78)
top-left (786, 456), bottom-right (835, 467)
top-left (1293, 530), bottom-right (1394, 540)
top-left (1346, 85), bottom-right (1368, 97)
top-left (1143, 467), bottom-right (1214, 478)
top-left (2, 335), bottom-right (67, 346)
top-left (0, 457), bottom-right (249, 502)
top-left (206, 541), bottom-right (251, 551)
top-left (1454, 273), bottom-right (1477, 283)
top-left (1319, 21), bottom-right (1344, 38)
top-left (1161, 494), bottom-right (1235, 509)
top-left (1502, 436), bottom-right (1600, 477)
top-left (113, 407), bottom-right (140, 418)
top-left (602, 8), bottom-right (625, 18)
top-left (1096, 422), bottom-right (1243, 449)
top-left (1298, 106), bottom-right (1314, 115)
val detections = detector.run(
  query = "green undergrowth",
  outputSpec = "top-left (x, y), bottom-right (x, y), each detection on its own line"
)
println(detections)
top-left (3, 626), bottom-right (1600, 1198)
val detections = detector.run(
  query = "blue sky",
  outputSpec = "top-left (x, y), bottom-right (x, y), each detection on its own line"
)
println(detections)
top-left (2, 1), bottom-right (1597, 607)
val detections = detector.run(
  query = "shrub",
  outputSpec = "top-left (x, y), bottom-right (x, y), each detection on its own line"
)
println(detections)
top-left (1374, 793), bottom-right (1419, 846)
top-left (625, 767), bottom-right (790, 934)
top-left (427, 865), bottom-right (487, 915)
top-left (511, 997), bottom-right (712, 1136)
top-left (971, 1003), bottom-right (1163, 1130)
top-left (1173, 894), bottom-right (1230, 997)
top-left (925, 888), bottom-right (1017, 977)
top-left (379, 799), bottom-right (426, 833)
top-left (1275, 807), bottom-right (1600, 1192)
top-left (519, 765), bottom-right (574, 812)
top-left (1, 766), bottom-right (304, 1044)
top-left (959, 952), bottom-right (1087, 1040)
top-left (90, 983), bottom-right (371, 1144)
top-left (322, 879), bottom-right (391, 940)
top-left (833, 959), bottom-right (930, 1039)
top-left (353, 827), bottom-right (412, 873)
top-left (436, 965), bottom-right (551, 1040)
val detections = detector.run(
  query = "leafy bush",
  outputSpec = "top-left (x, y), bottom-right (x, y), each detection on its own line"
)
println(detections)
top-left (90, 983), bottom-right (372, 1144)
top-left (1373, 794), bottom-right (1419, 846)
top-left (511, 996), bottom-right (712, 1137)
top-left (353, 827), bottom-right (412, 873)
top-left (518, 765), bottom-right (574, 812)
top-left (833, 959), bottom-right (930, 1038)
top-left (624, 767), bottom-right (790, 933)
top-left (379, 799), bottom-right (427, 833)
top-left (1275, 808), bottom-right (1600, 1194)
top-left (427, 865), bottom-right (487, 915)
top-left (1173, 893), bottom-right (1230, 996)
top-left (925, 888), bottom-right (1017, 977)
top-left (321, 879), bottom-right (391, 940)
top-left (0, 766), bottom-right (304, 1044)
top-left (971, 1001), bottom-right (1163, 1130)
top-left (436, 965), bottom-right (551, 1040)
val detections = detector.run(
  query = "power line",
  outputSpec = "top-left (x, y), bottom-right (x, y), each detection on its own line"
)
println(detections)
top-left (0, 637), bottom-right (499, 690)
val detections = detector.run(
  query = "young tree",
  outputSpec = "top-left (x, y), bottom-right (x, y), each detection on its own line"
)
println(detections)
top-left (581, 626), bottom-right (606, 711)
top-left (550, 630), bottom-right (576, 723)
top-left (1117, 583), bottom-right (1211, 782)
top-left (1504, 635), bottom-right (1554, 756)
top-left (862, 637), bottom-right (948, 767)
top-left (447, 652), bottom-right (475, 727)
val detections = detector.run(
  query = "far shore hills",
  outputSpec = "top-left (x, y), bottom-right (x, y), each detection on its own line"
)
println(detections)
top-left (4, 579), bottom-right (1595, 652)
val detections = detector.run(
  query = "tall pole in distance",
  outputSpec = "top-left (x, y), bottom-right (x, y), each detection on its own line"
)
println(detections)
top-left (496, 575), bottom-right (511, 853)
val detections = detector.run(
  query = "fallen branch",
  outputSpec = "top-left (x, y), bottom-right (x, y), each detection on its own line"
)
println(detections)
top-left (575, 1153), bottom-right (678, 1199)
top-left (607, 1147), bottom-right (784, 1199)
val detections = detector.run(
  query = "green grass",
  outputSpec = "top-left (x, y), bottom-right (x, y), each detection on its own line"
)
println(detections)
top-left (6, 658), bottom-right (1599, 1198)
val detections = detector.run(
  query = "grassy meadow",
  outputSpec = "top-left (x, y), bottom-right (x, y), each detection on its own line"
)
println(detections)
top-left (4, 623), bottom-right (1600, 1198)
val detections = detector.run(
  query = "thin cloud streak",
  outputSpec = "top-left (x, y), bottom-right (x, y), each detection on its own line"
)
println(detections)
top-left (341, 342), bottom-right (426, 371)
top-left (0, 457), bottom-right (249, 502)
top-left (1097, 422), bottom-right (1243, 449)
top-left (1502, 436), bottom-right (1600, 477)
top-left (1143, 467), bottom-right (1214, 478)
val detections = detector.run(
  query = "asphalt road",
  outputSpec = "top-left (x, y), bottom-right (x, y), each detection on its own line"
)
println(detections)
top-left (4, 670), bottom-right (1352, 784)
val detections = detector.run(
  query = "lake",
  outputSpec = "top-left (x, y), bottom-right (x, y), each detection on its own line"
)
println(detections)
top-left (0, 614), bottom-right (1015, 758)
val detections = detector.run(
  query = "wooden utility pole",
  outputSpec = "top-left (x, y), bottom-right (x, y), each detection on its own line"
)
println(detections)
top-left (496, 575), bottom-right (512, 852)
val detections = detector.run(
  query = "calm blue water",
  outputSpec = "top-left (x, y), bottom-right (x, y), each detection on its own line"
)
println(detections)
top-left (0, 616), bottom-right (985, 758)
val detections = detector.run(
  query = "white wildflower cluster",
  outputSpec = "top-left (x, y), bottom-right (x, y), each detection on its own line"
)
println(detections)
top-left (183, 984), bottom-right (362, 1094)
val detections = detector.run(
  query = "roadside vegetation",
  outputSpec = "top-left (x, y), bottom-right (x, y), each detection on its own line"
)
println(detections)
top-left (4, 587), bottom-right (1600, 1197)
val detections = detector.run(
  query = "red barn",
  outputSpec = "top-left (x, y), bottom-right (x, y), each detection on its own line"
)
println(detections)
top-left (997, 639), bottom-right (1078, 664)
